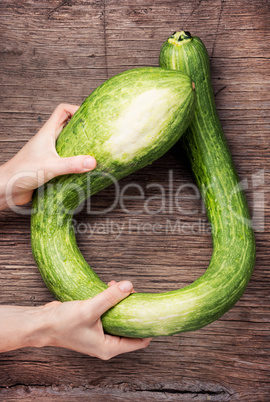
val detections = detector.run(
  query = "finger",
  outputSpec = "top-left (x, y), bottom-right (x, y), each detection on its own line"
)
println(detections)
top-left (101, 336), bottom-right (152, 360)
top-left (108, 280), bottom-right (135, 292)
top-left (50, 155), bottom-right (97, 178)
top-left (90, 281), bottom-right (133, 319)
top-left (43, 104), bottom-right (80, 140)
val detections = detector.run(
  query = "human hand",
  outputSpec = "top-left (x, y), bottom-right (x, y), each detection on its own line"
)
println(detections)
top-left (0, 104), bottom-right (96, 209)
top-left (41, 280), bottom-right (151, 359)
top-left (0, 280), bottom-right (151, 358)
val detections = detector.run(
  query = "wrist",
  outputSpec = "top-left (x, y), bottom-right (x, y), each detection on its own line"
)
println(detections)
top-left (0, 305), bottom-right (52, 353)
top-left (22, 305), bottom-right (53, 349)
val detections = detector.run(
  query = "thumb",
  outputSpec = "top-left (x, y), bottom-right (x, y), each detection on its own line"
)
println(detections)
top-left (90, 281), bottom-right (134, 320)
top-left (51, 155), bottom-right (97, 177)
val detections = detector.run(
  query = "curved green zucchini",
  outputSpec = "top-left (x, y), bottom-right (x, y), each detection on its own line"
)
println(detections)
top-left (31, 67), bottom-right (197, 337)
top-left (159, 31), bottom-right (256, 330)
top-left (31, 35), bottom-right (255, 338)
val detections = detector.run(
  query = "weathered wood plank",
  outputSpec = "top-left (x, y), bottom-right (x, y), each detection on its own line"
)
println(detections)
top-left (0, 0), bottom-right (269, 400)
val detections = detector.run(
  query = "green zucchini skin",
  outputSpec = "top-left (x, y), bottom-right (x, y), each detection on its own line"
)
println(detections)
top-left (31, 67), bottom-right (197, 337)
top-left (159, 32), bottom-right (256, 330)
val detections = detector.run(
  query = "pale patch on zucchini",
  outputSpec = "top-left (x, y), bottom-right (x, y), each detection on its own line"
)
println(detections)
top-left (104, 88), bottom-right (172, 162)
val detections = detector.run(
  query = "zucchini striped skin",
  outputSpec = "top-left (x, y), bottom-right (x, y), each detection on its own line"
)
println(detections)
top-left (31, 67), bottom-right (197, 337)
top-left (159, 32), bottom-right (256, 330)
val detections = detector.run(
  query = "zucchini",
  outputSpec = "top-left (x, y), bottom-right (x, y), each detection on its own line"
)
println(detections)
top-left (159, 31), bottom-right (256, 330)
top-left (31, 67), bottom-right (196, 337)
top-left (31, 34), bottom-right (255, 338)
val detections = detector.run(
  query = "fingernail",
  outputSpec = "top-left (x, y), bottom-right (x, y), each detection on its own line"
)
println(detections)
top-left (83, 156), bottom-right (96, 170)
top-left (118, 280), bottom-right (133, 293)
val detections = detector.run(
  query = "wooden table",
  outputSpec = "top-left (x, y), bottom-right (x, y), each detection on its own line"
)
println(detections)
top-left (0, 0), bottom-right (269, 400)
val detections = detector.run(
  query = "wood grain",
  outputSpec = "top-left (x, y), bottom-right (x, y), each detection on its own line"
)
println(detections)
top-left (0, 0), bottom-right (269, 400)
